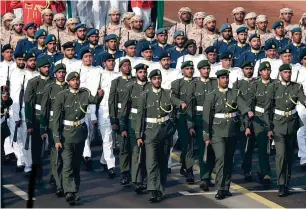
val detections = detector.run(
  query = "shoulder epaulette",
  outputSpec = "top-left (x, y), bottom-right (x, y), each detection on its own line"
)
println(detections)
top-left (57, 89), bottom-right (69, 95)
top-left (140, 89), bottom-right (149, 96)
top-left (29, 76), bottom-right (39, 82)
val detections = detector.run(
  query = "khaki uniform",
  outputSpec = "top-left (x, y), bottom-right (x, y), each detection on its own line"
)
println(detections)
top-left (202, 31), bottom-right (220, 51)
top-left (168, 23), bottom-right (193, 44)
top-left (61, 32), bottom-right (76, 45)
top-left (48, 27), bottom-right (68, 47)
top-left (1, 31), bottom-right (25, 49)
top-left (0, 27), bottom-right (11, 45)
top-left (120, 29), bottom-right (144, 50)
top-left (187, 27), bottom-right (205, 49)
top-left (40, 24), bottom-right (55, 33)
top-left (99, 23), bottom-right (122, 45)
top-left (258, 31), bottom-right (274, 47)
top-left (231, 22), bottom-right (247, 39)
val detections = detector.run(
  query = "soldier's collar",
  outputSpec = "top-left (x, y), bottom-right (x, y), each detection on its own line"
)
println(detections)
top-left (158, 43), bottom-right (167, 48)
top-left (293, 42), bottom-right (301, 47)
top-left (137, 80), bottom-right (146, 85)
top-left (56, 80), bottom-right (65, 86)
top-left (218, 87), bottom-right (228, 93)
top-left (267, 57), bottom-right (276, 61)
top-left (200, 77), bottom-right (210, 82)
top-left (2, 60), bottom-right (13, 64)
top-left (40, 75), bottom-right (49, 80)
top-left (152, 86), bottom-right (161, 93)
top-left (145, 37), bottom-right (155, 42)
top-left (47, 51), bottom-right (56, 56)
top-left (275, 36), bottom-right (283, 41)
top-left (89, 44), bottom-right (97, 49)
top-left (108, 49), bottom-right (115, 54)
top-left (184, 77), bottom-right (192, 81)
top-left (243, 76), bottom-right (253, 81)
top-left (223, 39), bottom-right (232, 44)
top-left (70, 88), bottom-right (79, 94)
top-left (77, 39), bottom-right (86, 44)
top-left (251, 48), bottom-right (260, 54)
top-left (161, 67), bottom-right (170, 71)
top-left (27, 37), bottom-right (35, 42)
top-left (176, 47), bottom-right (184, 52)
top-left (237, 42), bottom-right (246, 48)
top-left (261, 78), bottom-right (270, 84)
top-left (122, 74), bottom-right (132, 80)
top-left (280, 80), bottom-right (290, 86)
top-left (38, 45), bottom-right (45, 50)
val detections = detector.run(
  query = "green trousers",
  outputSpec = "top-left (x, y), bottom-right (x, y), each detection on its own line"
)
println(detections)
top-left (274, 133), bottom-right (295, 186)
top-left (195, 115), bottom-right (215, 180)
top-left (145, 123), bottom-right (169, 192)
top-left (31, 117), bottom-right (43, 179)
top-left (212, 136), bottom-right (237, 190)
top-left (118, 132), bottom-right (131, 173)
top-left (177, 115), bottom-right (193, 169)
top-left (62, 141), bottom-right (85, 193)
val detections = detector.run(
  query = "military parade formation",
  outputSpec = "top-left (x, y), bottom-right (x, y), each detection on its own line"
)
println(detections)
top-left (1, 4), bottom-right (306, 207)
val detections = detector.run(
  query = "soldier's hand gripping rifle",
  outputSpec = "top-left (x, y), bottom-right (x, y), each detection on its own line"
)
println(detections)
top-left (12, 75), bottom-right (26, 146)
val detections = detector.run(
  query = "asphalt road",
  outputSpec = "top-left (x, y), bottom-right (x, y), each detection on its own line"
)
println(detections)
top-left (2, 143), bottom-right (306, 208)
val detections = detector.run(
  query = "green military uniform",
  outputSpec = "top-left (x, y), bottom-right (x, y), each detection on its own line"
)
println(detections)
top-left (247, 62), bottom-right (273, 182)
top-left (52, 72), bottom-right (102, 204)
top-left (120, 76), bottom-right (148, 191)
top-left (108, 63), bottom-right (136, 182)
top-left (24, 59), bottom-right (55, 181)
top-left (203, 69), bottom-right (250, 199)
top-left (232, 61), bottom-right (256, 178)
top-left (40, 64), bottom-right (69, 194)
top-left (264, 64), bottom-right (306, 196)
top-left (171, 61), bottom-right (196, 180)
top-left (135, 69), bottom-right (184, 201)
top-left (193, 60), bottom-right (218, 185)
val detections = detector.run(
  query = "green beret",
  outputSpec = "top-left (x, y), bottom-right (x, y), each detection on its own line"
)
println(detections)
top-left (181, 60), bottom-right (194, 69)
top-left (66, 71), bottom-right (80, 81)
top-left (119, 58), bottom-right (131, 68)
top-left (37, 58), bottom-right (51, 68)
top-left (240, 61), bottom-right (254, 69)
top-left (134, 63), bottom-right (148, 71)
top-left (148, 69), bottom-right (162, 79)
top-left (197, 60), bottom-right (210, 69)
top-left (54, 63), bottom-right (66, 73)
top-left (279, 64), bottom-right (292, 72)
top-left (258, 61), bottom-right (271, 71)
top-left (279, 47), bottom-right (292, 55)
top-left (184, 39), bottom-right (196, 48)
top-left (216, 69), bottom-right (230, 78)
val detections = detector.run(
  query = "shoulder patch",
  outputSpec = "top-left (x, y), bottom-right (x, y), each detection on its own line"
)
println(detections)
top-left (140, 89), bottom-right (149, 96)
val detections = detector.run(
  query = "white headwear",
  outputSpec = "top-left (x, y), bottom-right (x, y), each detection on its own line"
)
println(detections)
top-left (256, 15), bottom-right (268, 23)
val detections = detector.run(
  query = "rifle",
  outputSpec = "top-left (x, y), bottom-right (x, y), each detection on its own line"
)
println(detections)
top-left (127, 31), bottom-right (130, 41)
top-left (12, 75), bottom-right (26, 146)
top-left (103, 13), bottom-right (108, 51)
top-left (117, 26), bottom-right (122, 50)
top-left (295, 70), bottom-right (299, 83)
top-left (55, 148), bottom-right (60, 167)
top-left (135, 144), bottom-right (144, 182)
top-left (198, 33), bottom-right (203, 54)
top-left (57, 29), bottom-right (61, 52)
top-left (25, 133), bottom-right (31, 150)
top-left (41, 136), bottom-right (47, 158)
top-left (6, 66), bottom-right (10, 93)
top-left (8, 26), bottom-right (13, 45)
top-left (203, 144), bottom-right (208, 163)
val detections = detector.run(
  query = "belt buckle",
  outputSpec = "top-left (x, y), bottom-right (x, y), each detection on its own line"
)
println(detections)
top-left (156, 118), bottom-right (162, 124)
top-left (73, 121), bottom-right (80, 126)
top-left (284, 111), bottom-right (289, 117)
top-left (224, 113), bottom-right (231, 119)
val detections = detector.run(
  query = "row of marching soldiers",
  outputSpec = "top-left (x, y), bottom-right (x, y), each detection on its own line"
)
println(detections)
top-left (1, 6), bottom-right (306, 205)
top-left (1, 38), bottom-right (306, 204)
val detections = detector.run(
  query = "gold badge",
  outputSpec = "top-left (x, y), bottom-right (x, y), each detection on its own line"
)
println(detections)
top-left (251, 62), bottom-right (254, 66)
top-left (43, 32), bottom-right (46, 35)
top-left (72, 43), bottom-right (75, 47)
top-left (229, 54), bottom-right (232, 58)
top-left (280, 22), bottom-right (283, 25)
top-left (286, 49), bottom-right (289, 53)
top-left (149, 45), bottom-right (152, 49)
top-left (23, 53), bottom-right (26, 57)
top-left (266, 63), bottom-right (269, 67)
top-left (112, 54), bottom-right (115, 58)
top-left (272, 44), bottom-right (275, 48)
top-left (167, 53), bottom-right (170, 56)
top-left (190, 61), bottom-right (193, 65)
top-left (180, 32), bottom-right (184, 36)
top-left (157, 70), bottom-right (160, 75)
top-left (75, 73), bottom-right (79, 77)
top-left (213, 49), bottom-right (216, 52)
top-left (245, 29), bottom-right (248, 32)
top-left (52, 36), bottom-right (55, 41)
top-left (32, 53), bottom-right (35, 56)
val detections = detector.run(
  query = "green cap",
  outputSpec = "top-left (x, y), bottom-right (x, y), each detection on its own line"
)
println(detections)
top-left (216, 69), bottom-right (230, 78)
top-left (66, 71), bottom-right (80, 81)
top-left (148, 69), bottom-right (162, 79)
top-left (181, 60), bottom-right (194, 69)
top-left (279, 64), bottom-right (292, 72)
top-left (183, 39), bottom-right (196, 48)
top-left (119, 58), bottom-right (131, 68)
top-left (197, 60), bottom-right (210, 69)
top-left (134, 63), bottom-right (148, 71)
top-left (54, 63), bottom-right (66, 73)
top-left (258, 61), bottom-right (271, 71)
top-left (37, 58), bottom-right (51, 68)
top-left (241, 61), bottom-right (254, 69)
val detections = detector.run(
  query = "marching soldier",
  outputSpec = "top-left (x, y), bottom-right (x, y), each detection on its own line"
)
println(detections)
top-left (169, 31), bottom-right (187, 69)
top-left (256, 15), bottom-right (274, 48)
top-left (0, 44), bottom-right (14, 87)
top-left (231, 7), bottom-right (246, 39)
top-left (232, 61), bottom-right (256, 182)
top-left (24, 58), bottom-right (55, 184)
top-left (136, 69), bottom-right (187, 202)
top-left (288, 27), bottom-right (306, 64)
top-left (40, 63), bottom-right (68, 197)
top-left (213, 24), bottom-right (237, 61)
top-left (32, 29), bottom-right (48, 57)
top-left (55, 42), bottom-right (81, 74)
top-left (62, 18), bottom-right (80, 45)
top-left (1, 85), bottom-right (12, 159)
top-left (86, 29), bottom-right (105, 66)
top-left (244, 12), bottom-right (257, 37)
top-left (109, 59), bottom-right (135, 185)
top-left (134, 44), bottom-right (158, 75)
top-left (205, 46), bottom-right (220, 77)
top-left (171, 61), bottom-right (197, 183)
top-left (98, 53), bottom-right (120, 177)
top-left (73, 23), bottom-right (89, 59)
top-left (42, 34), bottom-right (64, 75)
top-left (15, 22), bottom-right (38, 54)
top-left (168, 7), bottom-right (193, 44)
top-left (228, 26), bottom-right (250, 67)
top-left (193, 60), bottom-right (217, 191)
top-left (152, 28), bottom-right (173, 62)
top-left (248, 61), bottom-right (273, 185)
top-left (4, 18), bottom-right (25, 49)
top-left (40, 9), bottom-right (54, 32)
top-left (99, 8), bottom-right (121, 45)
top-left (268, 21), bottom-right (290, 51)
top-left (52, 72), bottom-right (104, 205)
top-left (203, 69), bottom-right (253, 199)
top-left (202, 15), bottom-right (220, 51)
top-left (264, 64), bottom-right (306, 197)
top-left (119, 63), bottom-right (149, 193)
top-left (136, 22), bottom-right (157, 57)
top-left (176, 39), bottom-right (207, 73)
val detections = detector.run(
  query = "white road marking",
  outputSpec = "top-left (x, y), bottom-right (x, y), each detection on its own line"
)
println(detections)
top-left (3, 184), bottom-right (36, 200)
